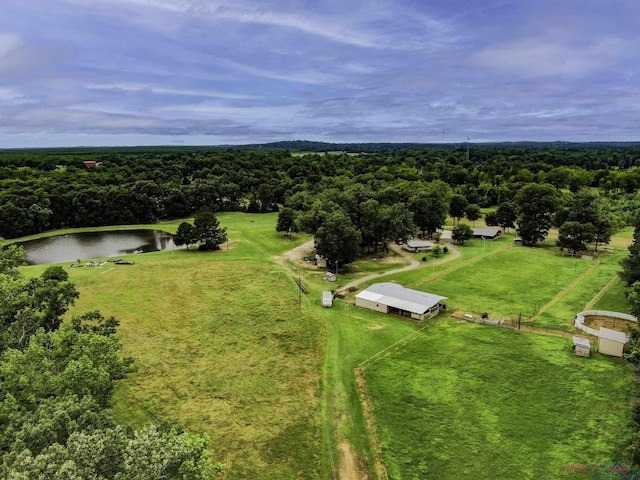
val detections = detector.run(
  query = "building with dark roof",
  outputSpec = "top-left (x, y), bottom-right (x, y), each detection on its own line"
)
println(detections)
top-left (471, 227), bottom-right (502, 239)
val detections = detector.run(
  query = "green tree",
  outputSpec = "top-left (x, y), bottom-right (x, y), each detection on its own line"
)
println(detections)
top-left (514, 183), bottom-right (559, 246)
top-left (117, 425), bottom-right (223, 480)
top-left (408, 189), bottom-right (449, 239)
top-left (449, 194), bottom-right (468, 225)
top-left (275, 207), bottom-right (297, 235)
top-left (556, 221), bottom-right (595, 255)
top-left (554, 189), bottom-right (617, 253)
top-left (495, 202), bottom-right (516, 232)
top-left (464, 204), bottom-right (482, 226)
top-left (174, 222), bottom-right (198, 250)
top-left (193, 211), bottom-right (227, 250)
top-left (314, 211), bottom-right (361, 268)
top-left (0, 323), bottom-right (136, 409)
top-left (621, 216), bottom-right (640, 287)
top-left (0, 245), bottom-right (26, 277)
top-left (452, 224), bottom-right (474, 246)
top-left (0, 266), bottom-right (79, 352)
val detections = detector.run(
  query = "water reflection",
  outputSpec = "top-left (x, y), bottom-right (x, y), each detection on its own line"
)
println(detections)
top-left (18, 230), bottom-right (178, 265)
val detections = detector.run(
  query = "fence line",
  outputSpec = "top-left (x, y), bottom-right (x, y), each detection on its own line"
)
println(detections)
top-left (358, 323), bottom-right (430, 368)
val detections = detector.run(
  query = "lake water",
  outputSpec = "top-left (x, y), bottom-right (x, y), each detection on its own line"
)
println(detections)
top-left (18, 230), bottom-right (178, 265)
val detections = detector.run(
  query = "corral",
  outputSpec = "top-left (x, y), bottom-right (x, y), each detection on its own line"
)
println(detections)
top-left (573, 310), bottom-right (637, 342)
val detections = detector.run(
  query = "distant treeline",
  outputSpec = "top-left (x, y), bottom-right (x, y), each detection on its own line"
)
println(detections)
top-left (1, 143), bottom-right (640, 239)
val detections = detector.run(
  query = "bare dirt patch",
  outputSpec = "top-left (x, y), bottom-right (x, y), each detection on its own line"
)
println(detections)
top-left (339, 442), bottom-right (367, 480)
top-left (368, 324), bottom-right (386, 331)
top-left (583, 315), bottom-right (637, 333)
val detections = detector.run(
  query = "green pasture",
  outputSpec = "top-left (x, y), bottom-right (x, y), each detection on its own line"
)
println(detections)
top-left (364, 321), bottom-right (636, 480)
top-left (13, 214), bottom-right (637, 479)
top-left (532, 251), bottom-right (628, 331)
top-left (593, 276), bottom-right (631, 314)
top-left (391, 244), bottom-right (627, 330)
top-left (58, 212), bottom-right (326, 480)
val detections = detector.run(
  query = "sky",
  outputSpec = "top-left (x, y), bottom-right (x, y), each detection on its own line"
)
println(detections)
top-left (1, 0), bottom-right (639, 148)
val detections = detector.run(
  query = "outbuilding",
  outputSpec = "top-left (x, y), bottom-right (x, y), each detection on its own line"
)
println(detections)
top-left (402, 240), bottom-right (434, 253)
top-left (322, 291), bottom-right (333, 308)
top-left (471, 227), bottom-right (502, 240)
top-left (597, 327), bottom-right (626, 357)
top-left (572, 337), bottom-right (591, 357)
top-left (355, 282), bottom-right (447, 320)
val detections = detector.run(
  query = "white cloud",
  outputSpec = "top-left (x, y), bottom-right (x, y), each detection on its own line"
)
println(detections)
top-left (473, 36), bottom-right (624, 78)
top-left (0, 32), bottom-right (22, 57)
top-left (86, 82), bottom-right (260, 100)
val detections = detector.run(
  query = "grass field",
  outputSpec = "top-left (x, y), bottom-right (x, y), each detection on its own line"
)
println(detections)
top-left (15, 216), bottom-right (638, 480)
top-left (364, 321), bottom-right (635, 480)
top-left (51, 213), bottom-right (326, 479)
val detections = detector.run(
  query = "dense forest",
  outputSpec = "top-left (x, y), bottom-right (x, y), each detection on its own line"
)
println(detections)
top-left (2, 142), bottom-right (640, 262)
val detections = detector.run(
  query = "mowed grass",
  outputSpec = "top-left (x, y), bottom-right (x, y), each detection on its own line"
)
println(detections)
top-left (532, 251), bottom-right (629, 331)
top-left (593, 276), bottom-right (632, 314)
top-left (61, 212), bottom-right (326, 479)
top-left (386, 241), bottom-right (628, 333)
top-left (364, 320), bottom-right (636, 480)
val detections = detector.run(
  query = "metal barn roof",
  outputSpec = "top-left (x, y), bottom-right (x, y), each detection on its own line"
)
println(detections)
top-left (356, 282), bottom-right (447, 314)
top-left (405, 240), bottom-right (434, 249)
top-left (599, 327), bottom-right (627, 344)
top-left (471, 227), bottom-right (501, 238)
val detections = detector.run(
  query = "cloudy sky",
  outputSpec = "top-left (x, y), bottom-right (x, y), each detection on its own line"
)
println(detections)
top-left (1, 0), bottom-right (639, 147)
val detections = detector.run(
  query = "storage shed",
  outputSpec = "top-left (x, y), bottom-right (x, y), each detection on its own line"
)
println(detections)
top-left (355, 282), bottom-right (447, 320)
top-left (322, 291), bottom-right (333, 308)
top-left (597, 327), bottom-right (626, 357)
top-left (572, 337), bottom-right (591, 357)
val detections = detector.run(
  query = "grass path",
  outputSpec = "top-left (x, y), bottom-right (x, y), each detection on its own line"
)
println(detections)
top-left (529, 259), bottom-right (603, 322)
top-left (585, 274), bottom-right (622, 310)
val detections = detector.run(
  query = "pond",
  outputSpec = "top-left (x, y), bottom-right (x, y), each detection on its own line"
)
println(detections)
top-left (17, 230), bottom-right (178, 265)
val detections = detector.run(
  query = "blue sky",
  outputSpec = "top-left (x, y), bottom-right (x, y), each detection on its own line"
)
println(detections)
top-left (1, 0), bottom-right (639, 147)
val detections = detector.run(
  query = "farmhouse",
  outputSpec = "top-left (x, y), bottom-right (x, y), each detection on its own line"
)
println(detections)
top-left (471, 227), bottom-right (502, 239)
top-left (402, 240), bottom-right (434, 253)
top-left (597, 327), bottom-right (627, 357)
top-left (355, 282), bottom-right (447, 320)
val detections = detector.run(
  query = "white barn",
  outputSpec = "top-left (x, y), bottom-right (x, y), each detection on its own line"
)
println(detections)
top-left (355, 282), bottom-right (447, 320)
top-left (598, 327), bottom-right (627, 357)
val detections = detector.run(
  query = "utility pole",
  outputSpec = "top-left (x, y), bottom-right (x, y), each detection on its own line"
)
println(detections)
top-left (466, 138), bottom-right (470, 161)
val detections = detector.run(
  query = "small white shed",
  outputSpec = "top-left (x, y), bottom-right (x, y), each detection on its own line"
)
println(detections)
top-left (572, 337), bottom-right (591, 357)
top-left (598, 327), bottom-right (626, 357)
top-left (322, 291), bottom-right (333, 308)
